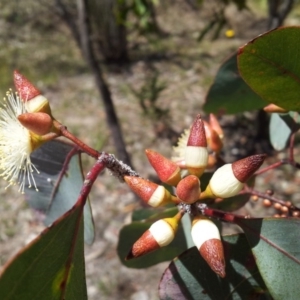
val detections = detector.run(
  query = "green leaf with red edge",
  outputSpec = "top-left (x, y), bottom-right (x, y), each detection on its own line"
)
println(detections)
top-left (117, 217), bottom-right (188, 269)
top-left (25, 140), bottom-right (94, 244)
top-left (238, 26), bottom-right (300, 111)
top-left (159, 234), bottom-right (271, 300)
top-left (236, 218), bottom-right (300, 300)
top-left (0, 200), bottom-right (87, 300)
top-left (204, 52), bottom-right (266, 114)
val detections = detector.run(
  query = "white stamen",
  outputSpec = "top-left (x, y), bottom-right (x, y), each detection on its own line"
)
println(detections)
top-left (0, 90), bottom-right (39, 193)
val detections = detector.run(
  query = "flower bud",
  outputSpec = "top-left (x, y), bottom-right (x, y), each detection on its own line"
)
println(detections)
top-left (18, 112), bottom-right (53, 136)
top-left (145, 149), bottom-right (181, 186)
top-left (263, 103), bottom-right (287, 113)
top-left (126, 212), bottom-right (183, 260)
top-left (185, 115), bottom-right (208, 177)
top-left (209, 113), bottom-right (223, 139)
top-left (191, 216), bottom-right (225, 278)
top-left (124, 176), bottom-right (179, 207)
top-left (14, 70), bottom-right (51, 115)
top-left (176, 175), bottom-right (201, 204)
top-left (201, 154), bottom-right (266, 199)
top-left (203, 121), bottom-right (223, 153)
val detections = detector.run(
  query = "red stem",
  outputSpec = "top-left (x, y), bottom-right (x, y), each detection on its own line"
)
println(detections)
top-left (199, 205), bottom-right (248, 223)
top-left (54, 120), bottom-right (99, 159)
top-left (289, 133), bottom-right (295, 162)
top-left (75, 154), bottom-right (107, 207)
top-left (242, 185), bottom-right (300, 212)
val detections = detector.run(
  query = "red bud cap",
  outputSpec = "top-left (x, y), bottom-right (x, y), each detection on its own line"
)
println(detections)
top-left (191, 216), bottom-right (225, 278)
top-left (232, 154), bottom-right (266, 183)
top-left (18, 112), bottom-right (53, 136)
top-left (176, 175), bottom-right (201, 204)
top-left (14, 70), bottom-right (40, 101)
top-left (209, 114), bottom-right (223, 139)
top-left (14, 70), bottom-right (51, 114)
top-left (124, 176), bottom-right (178, 207)
top-left (145, 149), bottom-right (181, 186)
top-left (185, 115), bottom-right (208, 177)
top-left (187, 115), bottom-right (207, 147)
top-left (126, 217), bottom-right (178, 260)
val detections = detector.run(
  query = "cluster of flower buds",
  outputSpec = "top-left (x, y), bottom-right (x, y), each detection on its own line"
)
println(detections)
top-left (124, 114), bottom-right (266, 277)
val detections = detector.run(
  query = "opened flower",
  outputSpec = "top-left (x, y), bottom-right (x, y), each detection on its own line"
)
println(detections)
top-left (0, 90), bottom-right (43, 193)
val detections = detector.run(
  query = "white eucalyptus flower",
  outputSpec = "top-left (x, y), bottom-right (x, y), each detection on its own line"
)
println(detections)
top-left (0, 90), bottom-right (39, 193)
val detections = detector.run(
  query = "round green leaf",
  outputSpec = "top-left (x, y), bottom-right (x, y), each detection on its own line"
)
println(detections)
top-left (237, 218), bottom-right (300, 299)
top-left (238, 26), bottom-right (300, 111)
top-left (204, 52), bottom-right (266, 114)
top-left (159, 234), bottom-right (270, 300)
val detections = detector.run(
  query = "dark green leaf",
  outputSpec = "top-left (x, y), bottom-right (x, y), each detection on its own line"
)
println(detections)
top-left (131, 206), bottom-right (178, 222)
top-left (238, 26), bottom-right (300, 111)
top-left (117, 219), bottom-right (188, 268)
top-left (159, 234), bottom-right (270, 300)
top-left (204, 52), bottom-right (266, 114)
top-left (0, 201), bottom-right (87, 300)
top-left (237, 218), bottom-right (300, 299)
top-left (26, 140), bottom-right (94, 244)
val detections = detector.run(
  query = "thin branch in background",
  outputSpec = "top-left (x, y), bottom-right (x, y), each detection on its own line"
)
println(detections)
top-left (53, 0), bottom-right (132, 167)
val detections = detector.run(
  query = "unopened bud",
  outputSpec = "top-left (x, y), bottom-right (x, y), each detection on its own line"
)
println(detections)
top-left (201, 154), bottom-right (266, 199)
top-left (14, 70), bottom-right (51, 114)
top-left (176, 175), bottom-right (201, 204)
top-left (124, 176), bottom-right (178, 207)
top-left (209, 114), bottom-right (223, 139)
top-left (263, 103), bottom-right (287, 113)
top-left (145, 149), bottom-right (181, 186)
top-left (185, 115), bottom-right (208, 177)
top-left (18, 112), bottom-right (53, 136)
top-left (126, 212), bottom-right (183, 260)
top-left (203, 121), bottom-right (222, 152)
top-left (191, 216), bottom-right (225, 278)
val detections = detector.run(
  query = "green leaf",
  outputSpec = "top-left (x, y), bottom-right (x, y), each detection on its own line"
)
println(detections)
top-left (117, 219), bottom-right (188, 269)
top-left (269, 113), bottom-right (291, 150)
top-left (26, 140), bottom-right (94, 244)
top-left (237, 218), bottom-right (300, 299)
top-left (0, 201), bottom-right (87, 300)
top-left (204, 52), bottom-right (266, 114)
top-left (131, 206), bottom-right (178, 222)
top-left (44, 155), bottom-right (95, 245)
top-left (238, 26), bottom-right (300, 111)
top-left (269, 112), bottom-right (300, 151)
top-left (159, 234), bottom-right (270, 300)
